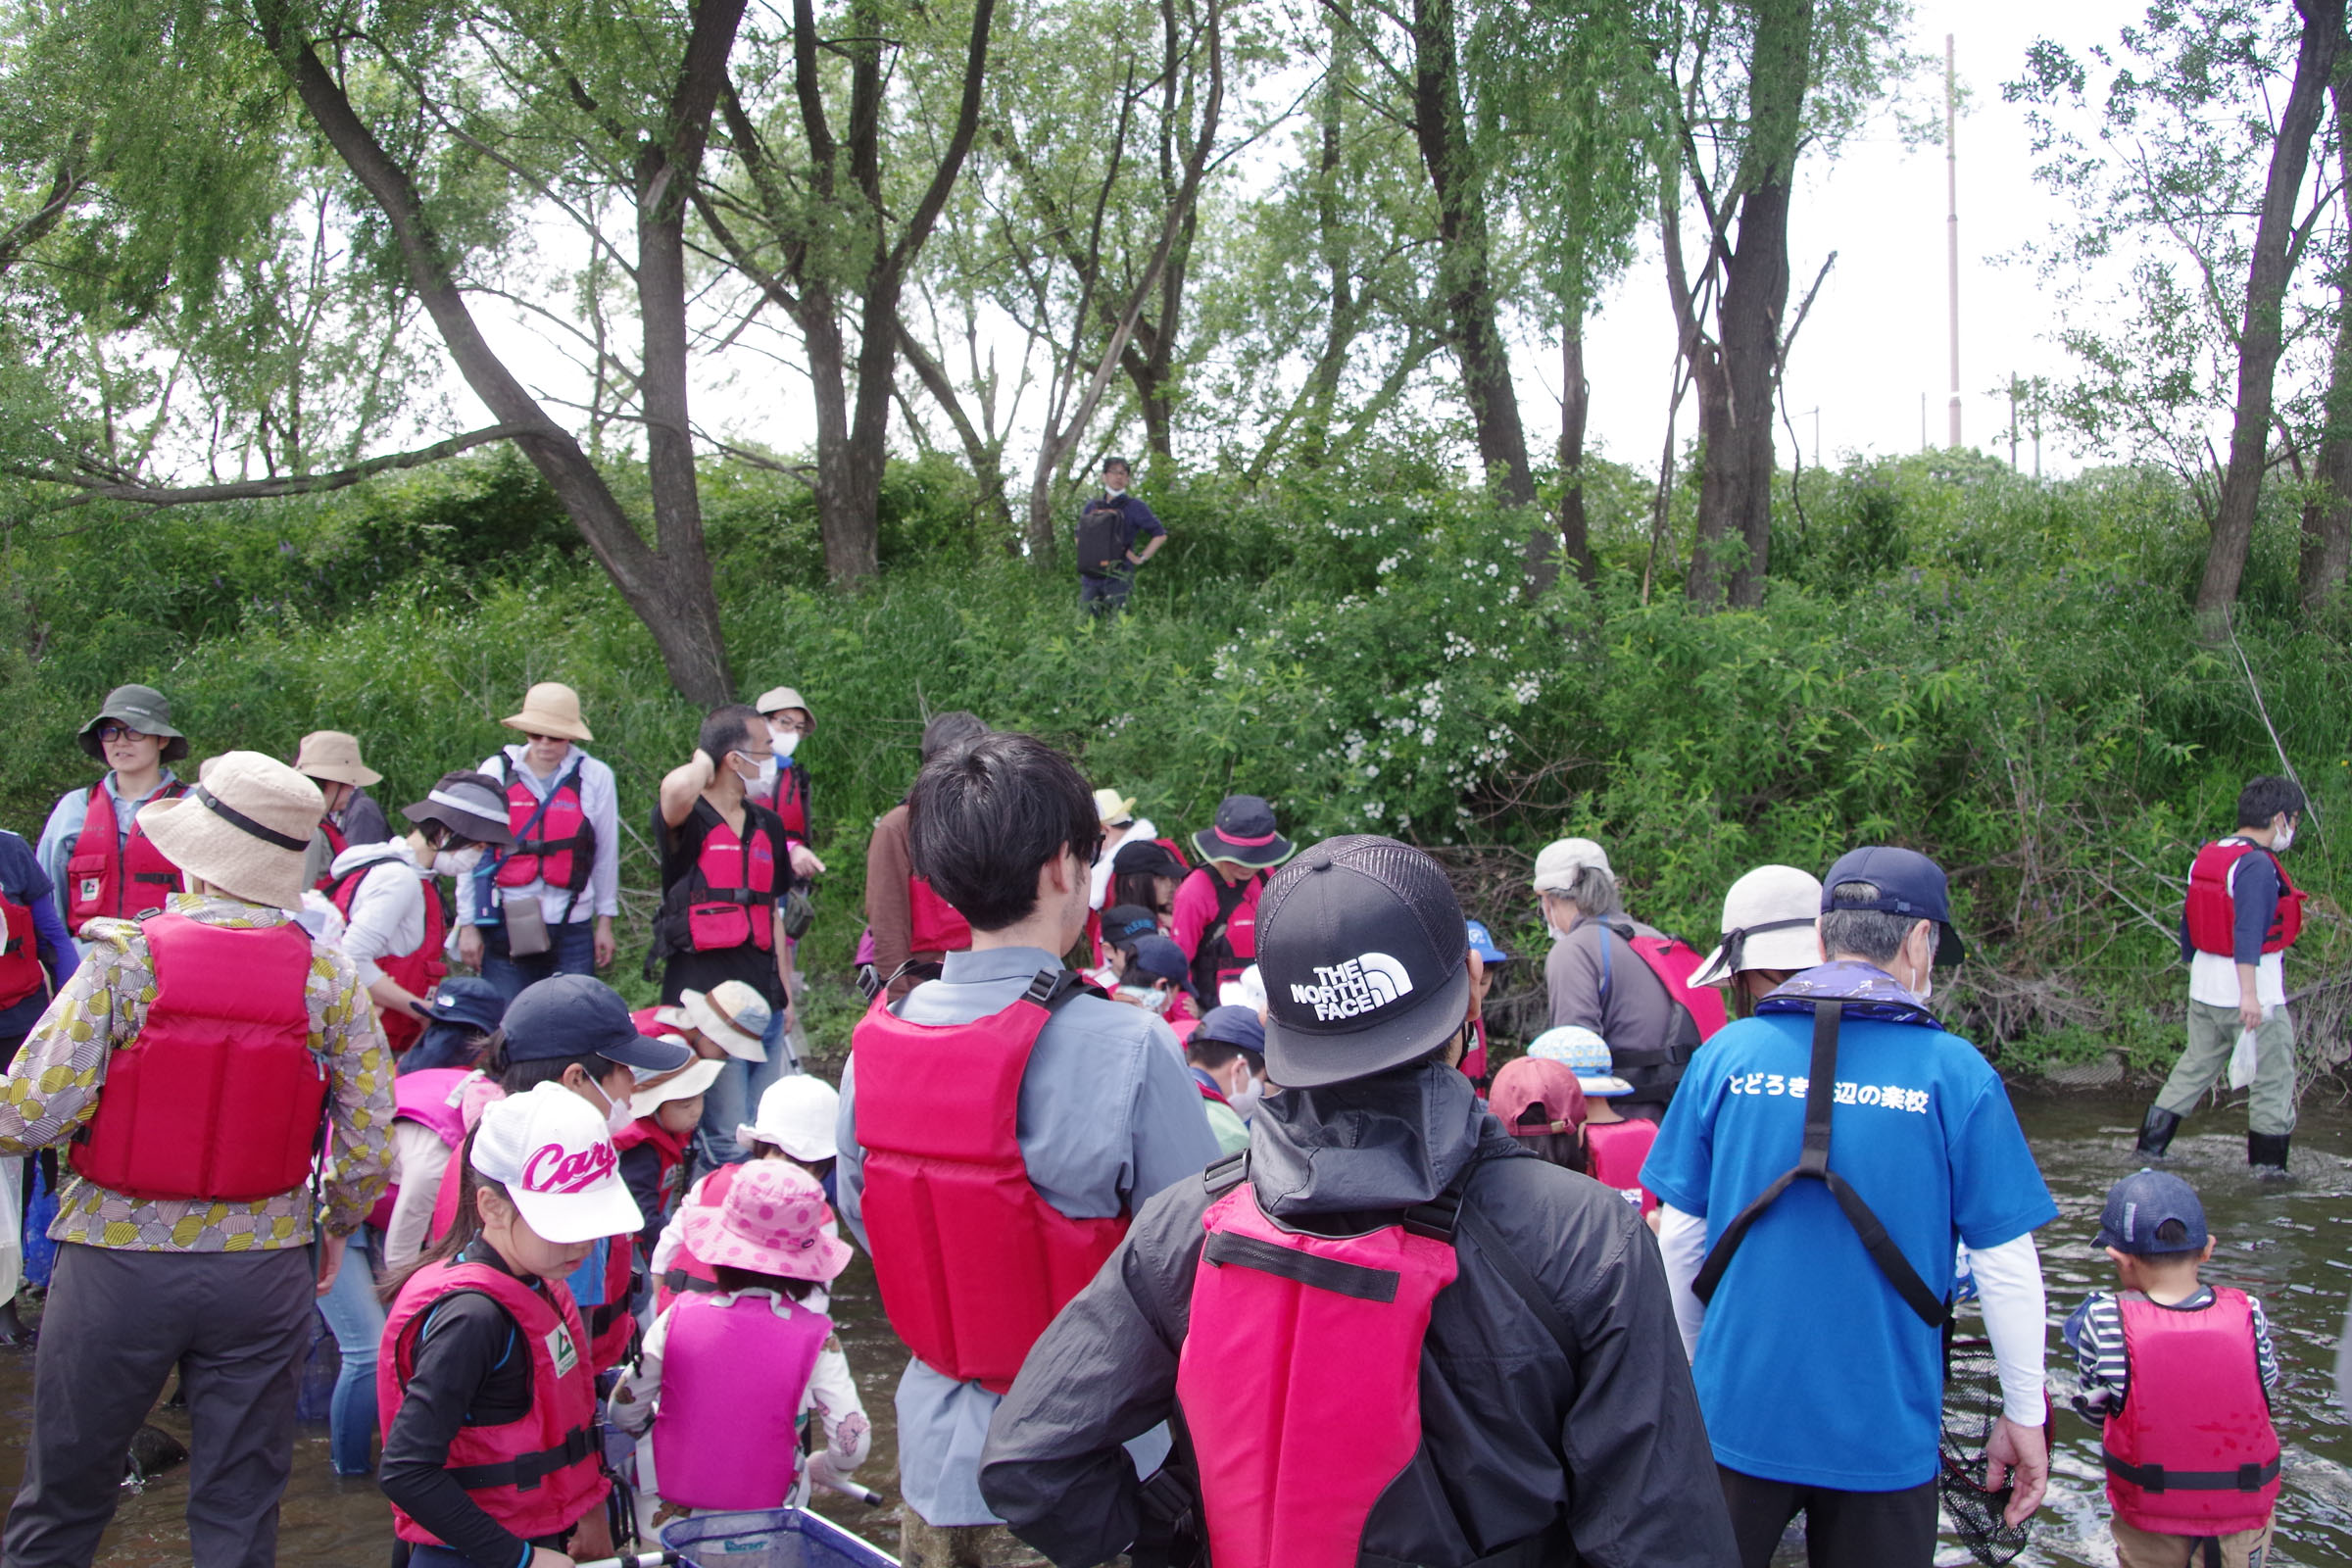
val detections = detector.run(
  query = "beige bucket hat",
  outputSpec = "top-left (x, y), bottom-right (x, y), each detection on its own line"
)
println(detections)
top-left (679, 981), bottom-right (772, 1061)
top-left (753, 686), bottom-right (813, 727)
top-left (138, 753), bottom-right (324, 910)
top-left (501, 682), bottom-right (593, 743)
top-left (293, 730), bottom-right (383, 787)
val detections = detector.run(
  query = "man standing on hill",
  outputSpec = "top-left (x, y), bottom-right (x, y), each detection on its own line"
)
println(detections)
top-left (1075, 458), bottom-right (1166, 615)
top-left (2135, 775), bottom-right (2309, 1175)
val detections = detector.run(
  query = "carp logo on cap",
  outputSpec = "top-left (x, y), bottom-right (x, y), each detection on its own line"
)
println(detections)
top-left (522, 1139), bottom-right (616, 1196)
top-left (1290, 951), bottom-right (1414, 1022)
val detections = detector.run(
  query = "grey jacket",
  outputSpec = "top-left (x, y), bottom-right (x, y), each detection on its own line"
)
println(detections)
top-left (978, 1062), bottom-right (1737, 1568)
top-left (1545, 917), bottom-right (1690, 1104)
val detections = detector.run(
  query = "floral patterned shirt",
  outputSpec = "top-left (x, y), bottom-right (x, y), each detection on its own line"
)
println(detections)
top-left (0, 892), bottom-right (393, 1251)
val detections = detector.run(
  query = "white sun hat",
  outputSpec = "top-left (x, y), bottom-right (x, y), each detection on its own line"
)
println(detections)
top-left (737, 1073), bottom-right (842, 1162)
top-left (469, 1082), bottom-right (642, 1244)
top-left (679, 982), bottom-right (772, 1062)
top-left (1689, 864), bottom-right (1826, 989)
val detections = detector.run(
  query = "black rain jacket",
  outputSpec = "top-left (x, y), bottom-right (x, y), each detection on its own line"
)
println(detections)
top-left (978, 1060), bottom-right (1738, 1568)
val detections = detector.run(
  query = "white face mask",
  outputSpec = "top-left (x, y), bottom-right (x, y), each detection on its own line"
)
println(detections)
top-left (2276, 819), bottom-right (2295, 852)
top-left (439, 845), bottom-right (484, 880)
top-left (588, 1076), bottom-right (634, 1136)
top-left (1227, 1072), bottom-right (1264, 1120)
top-left (770, 725), bottom-right (802, 760)
top-left (1116, 984), bottom-right (1172, 1014)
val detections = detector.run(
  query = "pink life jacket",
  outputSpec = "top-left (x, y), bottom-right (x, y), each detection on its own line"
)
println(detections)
top-left (906, 875), bottom-right (971, 956)
top-left (614, 1116), bottom-right (692, 1218)
top-left (72, 915), bottom-right (325, 1201)
top-left (660, 804), bottom-right (780, 956)
top-left (367, 1068), bottom-right (472, 1232)
top-left (1176, 1166), bottom-right (1461, 1568)
top-left (377, 1256), bottom-right (605, 1545)
top-left (65, 780), bottom-right (187, 926)
top-left (1583, 1117), bottom-right (1658, 1215)
top-left (493, 755), bottom-right (593, 894)
top-left (851, 969), bottom-right (1128, 1394)
top-left (656, 1162), bottom-right (742, 1315)
top-left (2103, 1287), bottom-right (2279, 1536)
top-left (651, 1289), bottom-right (832, 1511)
top-left (2184, 839), bottom-right (2306, 956)
top-left (1460, 1017), bottom-right (1490, 1085)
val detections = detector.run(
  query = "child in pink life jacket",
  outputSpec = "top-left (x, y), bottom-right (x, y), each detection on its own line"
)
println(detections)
top-left (376, 1083), bottom-right (646, 1568)
top-left (650, 1073), bottom-right (842, 1313)
top-left (609, 1161), bottom-right (869, 1535)
top-left (2065, 1169), bottom-right (2279, 1568)
top-left (1523, 1027), bottom-right (1658, 1216)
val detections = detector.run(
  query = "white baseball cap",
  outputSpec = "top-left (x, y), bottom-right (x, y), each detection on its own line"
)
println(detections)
top-left (469, 1083), bottom-right (643, 1244)
top-left (1532, 838), bottom-right (1613, 894)
top-left (1218, 963), bottom-right (1268, 1014)
top-left (628, 1055), bottom-right (725, 1121)
top-left (1689, 864), bottom-right (1826, 988)
top-left (737, 1072), bottom-right (842, 1162)
top-left (679, 982), bottom-right (773, 1062)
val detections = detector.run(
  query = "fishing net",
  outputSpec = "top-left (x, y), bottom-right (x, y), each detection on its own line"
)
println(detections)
top-left (1940, 1335), bottom-right (2033, 1567)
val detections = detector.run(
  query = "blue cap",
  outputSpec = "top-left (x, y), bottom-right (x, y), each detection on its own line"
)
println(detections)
top-left (1102, 905), bottom-right (1160, 947)
top-left (1465, 919), bottom-right (1510, 963)
top-left (1125, 934), bottom-right (1192, 990)
top-left (2096, 1169), bottom-right (2209, 1255)
top-left (502, 974), bottom-right (692, 1071)
top-left (1192, 1004), bottom-right (1266, 1056)
top-left (427, 976), bottom-right (508, 1036)
top-left (1821, 846), bottom-right (1966, 967)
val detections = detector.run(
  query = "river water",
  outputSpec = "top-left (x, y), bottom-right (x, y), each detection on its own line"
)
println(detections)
top-left (0, 1091), bottom-right (2346, 1566)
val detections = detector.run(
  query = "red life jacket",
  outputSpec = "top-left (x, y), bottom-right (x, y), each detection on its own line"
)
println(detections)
top-left (377, 1256), bottom-right (606, 1545)
top-left (493, 756), bottom-right (594, 894)
top-left (657, 803), bottom-right (781, 957)
top-left (585, 1234), bottom-right (637, 1375)
top-left (1593, 924), bottom-right (1725, 1105)
top-left (64, 780), bottom-right (187, 927)
top-left (327, 853), bottom-right (448, 1054)
top-left (652, 1290), bottom-right (832, 1511)
top-left (760, 760), bottom-right (811, 842)
top-left (2103, 1288), bottom-right (2280, 1536)
top-left (312, 817), bottom-right (349, 892)
top-left (656, 1161), bottom-right (742, 1314)
top-left (1459, 1017), bottom-right (1490, 1085)
top-left (0, 890), bottom-right (46, 1010)
top-left (1584, 1117), bottom-right (1658, 1215)
top-left (367, 1067), bottom-right (472, 1232)
top-left (1176, 1162), bottom-right (1463, 1568)
top-left (632, 1004), bottom-right (688, 1043)
top-left (906, 875), bottom-right (971, 956)
top-left (615, 1115), bottom-right (692, 1218)
top-left (851, 969), bottom-right (1128, 1393)
top-left (71, 915), bottom-right (325, 1201)
top-left (1182, 868), bottom-right (1261, 1002)
top-left (2184, 839), bottom-right (2306, 956)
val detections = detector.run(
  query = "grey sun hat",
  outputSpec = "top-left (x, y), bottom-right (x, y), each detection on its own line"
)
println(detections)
top-left (78, 685), bottom-right (188, 763)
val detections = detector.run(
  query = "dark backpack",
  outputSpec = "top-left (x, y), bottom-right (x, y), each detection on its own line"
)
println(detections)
top-left (1076, 501), bottom-right (1125, 575)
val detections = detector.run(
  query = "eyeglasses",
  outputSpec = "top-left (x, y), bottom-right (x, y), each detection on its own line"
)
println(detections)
top-left (767, 714), bottom-right (814, 734)
top-left (524, 732), bottom-right (567, 744)
top-left (96, 724), bottom-right (150, 744)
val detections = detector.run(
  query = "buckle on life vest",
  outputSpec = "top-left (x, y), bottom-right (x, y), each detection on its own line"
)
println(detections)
top-left (445, 1424), bottom-right (595, 1492)
top-left (1202, 1151), bottom-right (1250, 1198)
top-left (1402, 1184), bottom-right (1466, 1243)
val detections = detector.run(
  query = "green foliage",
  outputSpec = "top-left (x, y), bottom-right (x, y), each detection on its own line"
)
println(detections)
top-left (1, 448), bottom-right (2344, 1056)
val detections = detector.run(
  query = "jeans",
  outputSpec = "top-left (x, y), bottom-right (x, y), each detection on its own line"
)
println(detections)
top-left (477, 917), bottom-right (598, 1003)
top-left (315, 1230), bottom-right (384, 1476)
top-left (697, 1051), bottom-right (792, 1166)
top-left (1079, 569), bottom-right (1133, 615)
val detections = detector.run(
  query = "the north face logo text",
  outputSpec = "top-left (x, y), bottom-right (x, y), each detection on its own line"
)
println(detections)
top-left (1291, 953), bottom-right (1415, 1021)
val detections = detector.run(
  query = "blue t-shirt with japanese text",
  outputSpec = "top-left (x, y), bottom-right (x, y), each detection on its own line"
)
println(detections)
top-left (1642, 995), bottom-right (2056, 1491)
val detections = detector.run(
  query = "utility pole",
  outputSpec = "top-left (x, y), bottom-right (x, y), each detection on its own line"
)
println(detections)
top-left (1921, 392), bottom-right (1928, 453)
top-left (2008, 375), bottom-right (2020, 470)
top-left (1946, 34), bottom-right (1961, 450)
top-left (1812, 407), bottom-right (1821, 468)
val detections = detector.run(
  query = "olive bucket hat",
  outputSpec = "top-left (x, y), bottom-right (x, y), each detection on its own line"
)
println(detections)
top-left (78, 685), bottom-right (188, 763)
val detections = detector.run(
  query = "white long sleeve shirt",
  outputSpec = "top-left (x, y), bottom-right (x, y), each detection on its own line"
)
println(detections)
top-left (328, 840), bottom-right (427, 988)
top-left (467, 744), bottom-right (621, 925)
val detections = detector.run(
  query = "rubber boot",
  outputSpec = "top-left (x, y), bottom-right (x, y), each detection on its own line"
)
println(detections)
top-left (2133, 1105), bottom-right (2183, 1157)
top-left (2249, 1131), bottom-right (2291, 1178)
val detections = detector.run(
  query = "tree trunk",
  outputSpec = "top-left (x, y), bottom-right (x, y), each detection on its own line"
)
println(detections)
top-left (1558, 326), bottom-right (1596, 584)
top-left (2302, 76), bottom-right (2352, 613)
top-left (257, 0), bottom-right (735, 703)
top-left (1688, 0), bottom-right (1810, 610)
top-left (1408, 0), bottom-right (1534, 512)
top-left (2195, 0), bottom-right (2343, 623)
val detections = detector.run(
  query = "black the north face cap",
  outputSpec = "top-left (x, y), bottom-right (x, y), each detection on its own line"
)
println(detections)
top-left (1258, 835), bottom-right (1470, 1089)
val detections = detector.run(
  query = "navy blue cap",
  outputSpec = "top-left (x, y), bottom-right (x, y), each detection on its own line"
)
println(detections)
top-left (1125, 934), bottom-right (1192, 989)
top-left (2096, 1168), bottom-right (2209, 1255)
top-left (1465, 919), bottom-right (1509, 963)
top-left (1192, 1004), bottom-right (1266, 1056)
top-left (502, 974), bottom-right (691, 1071)
top-left (427, 976), bottom-right (508, 1036)
top-left (1821, 846), bottom-right (1966, 967)
top-left (1102, 905), bottom-right (1160, 947)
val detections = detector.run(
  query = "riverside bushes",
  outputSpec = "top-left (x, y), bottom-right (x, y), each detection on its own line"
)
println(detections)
top-left (0, 446), bottom-right (2342, 1075)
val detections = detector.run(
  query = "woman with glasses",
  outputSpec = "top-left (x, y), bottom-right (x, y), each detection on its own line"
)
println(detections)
top-left (34, 685), bottom-right (192, 948)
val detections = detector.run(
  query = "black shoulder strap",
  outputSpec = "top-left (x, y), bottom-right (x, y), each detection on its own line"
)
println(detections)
top-left (1690, 1002), bottom-right (1947, 1328)
top-left (1455, 1167), bottom-right (1578, 1361)
top-left (1021, 967), bottom-right (1095, 1010)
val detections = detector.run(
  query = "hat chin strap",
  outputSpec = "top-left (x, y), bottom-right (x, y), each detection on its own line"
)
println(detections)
top-left (190, 785), bottom-right (311, 853)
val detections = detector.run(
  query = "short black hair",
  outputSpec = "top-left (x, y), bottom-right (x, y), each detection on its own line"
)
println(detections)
top-left (700, 704), bottom-right (765, 764)
top-left (1102, 456), bottom-right (1130, 473)
top-left (908, 732), bottom-right (1102, 931)
top-left (492, 1038), bottom-right (621, 1095)
top-left (2237, 775), bottom-right (2307, 829)
top-left (1186, 1039), bottom-right (1264, 1074)
top-left (712, 1263), bottom-right (820, 1302)
top-left (919, 711), bottom-right (990, 765)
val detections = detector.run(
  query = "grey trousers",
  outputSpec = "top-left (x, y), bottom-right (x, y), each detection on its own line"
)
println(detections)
top-left (2155, 1000), bottom-right (2298, 1136)
top-left (1, 1242), bottom-right (316, 1568)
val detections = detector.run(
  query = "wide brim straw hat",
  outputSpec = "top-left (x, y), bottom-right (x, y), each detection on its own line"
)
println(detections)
top-left (77, 684), bottom-right (188, 763)
top-left (402, 770), bottom-right (517, 847)
top-left (138, 752), bottom-right (323, 910)
top-left (1690, 864), bottom-right (1827, 988)
top-left (627, 1055), bottom-right (725, 1121)
top-left (293, 730), bottom-right (383, 787)
top-left (753, 687), bottom-right (814, 727)
top-left (501, 682), bottom-right (593, 742)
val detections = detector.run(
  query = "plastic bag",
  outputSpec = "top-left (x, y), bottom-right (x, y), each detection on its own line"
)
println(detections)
top-left (0, 1155), bottom-right (21, 1305)
top-left (2229, 1026), bottom-right (2260, 1091)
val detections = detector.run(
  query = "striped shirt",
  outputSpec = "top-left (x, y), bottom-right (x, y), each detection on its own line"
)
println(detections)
top-left (2067, 1285), bottom-right (2279, 1415)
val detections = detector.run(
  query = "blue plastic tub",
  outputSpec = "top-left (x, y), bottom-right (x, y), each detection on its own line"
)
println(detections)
top-left (662, 1507), bottom-right (901, 1567)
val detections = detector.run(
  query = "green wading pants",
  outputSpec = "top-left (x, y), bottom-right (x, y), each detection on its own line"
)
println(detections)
top-left (2154, 1000), bottom-right (2297, 1137)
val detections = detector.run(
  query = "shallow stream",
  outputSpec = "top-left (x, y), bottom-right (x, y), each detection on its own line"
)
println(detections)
top-left (1, 1090), bottom-right (2347, 1566)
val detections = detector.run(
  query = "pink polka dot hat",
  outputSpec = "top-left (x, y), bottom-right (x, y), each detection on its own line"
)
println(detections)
top-left (678, 1160), bottom-right (853, 1283)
